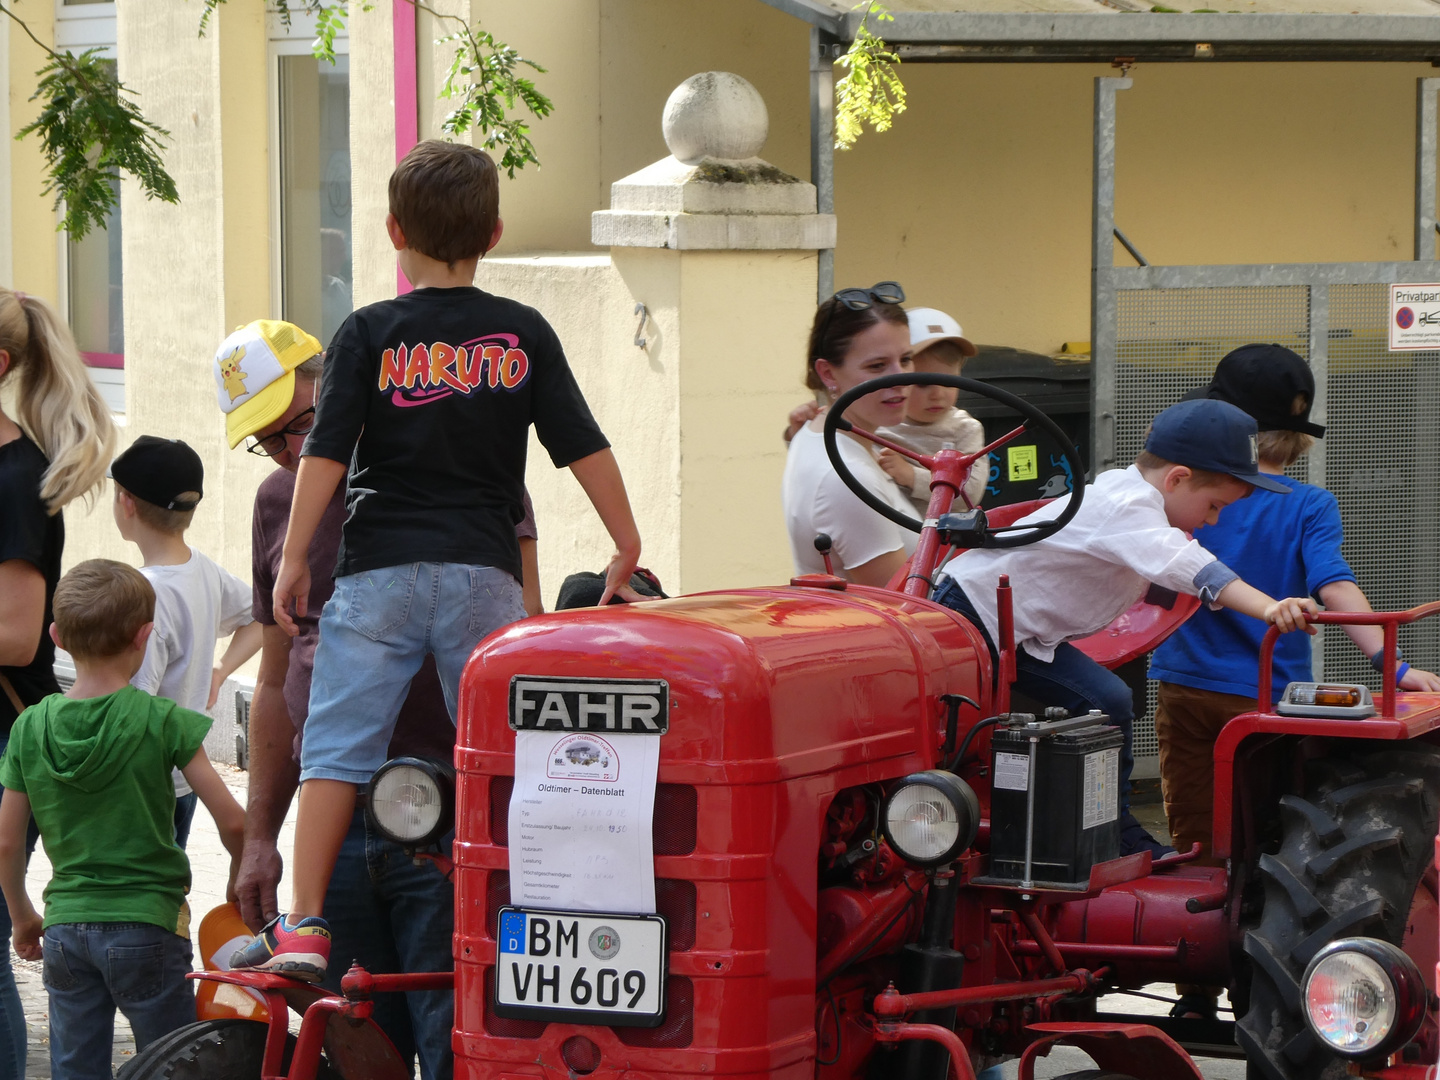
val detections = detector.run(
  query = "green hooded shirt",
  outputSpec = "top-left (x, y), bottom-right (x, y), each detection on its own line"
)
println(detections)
top-left (0, 686), bottom-right (209, 931)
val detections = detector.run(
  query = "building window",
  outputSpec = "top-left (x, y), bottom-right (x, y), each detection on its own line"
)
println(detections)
top-left (55, 0), bottom-right (123, 412)
top-left (276, 48), bottom-right (352, 346)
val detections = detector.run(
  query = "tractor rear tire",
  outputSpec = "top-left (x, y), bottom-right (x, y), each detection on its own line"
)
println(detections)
top-left (114, 1018), bottom-right (341, 1079)
top-left (1235, 743), bottom-right (1440, 1080)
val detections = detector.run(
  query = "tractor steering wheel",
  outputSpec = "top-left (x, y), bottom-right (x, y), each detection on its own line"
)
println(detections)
top-left (822, 372), bottom-right (1086, 548)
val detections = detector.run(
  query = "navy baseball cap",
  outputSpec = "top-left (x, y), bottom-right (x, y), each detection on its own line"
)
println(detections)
top-left (1144, 399), bottom-right (1290, 494)
top-left (107, 436), bottom-right (204, 510)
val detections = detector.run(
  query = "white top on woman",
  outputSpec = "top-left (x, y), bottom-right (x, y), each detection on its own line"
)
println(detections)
top-left (783, 424), bottom-right (919, 577)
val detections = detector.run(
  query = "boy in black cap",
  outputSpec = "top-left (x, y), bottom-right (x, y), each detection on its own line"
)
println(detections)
top-left (110, 436), bottom-right (262, 847)
top-left (1152, 345), bottom-right (1440, 861)
top-left (932, 397), bottom-right (1320, 858)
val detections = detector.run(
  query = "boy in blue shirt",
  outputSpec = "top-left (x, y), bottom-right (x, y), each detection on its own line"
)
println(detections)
top-left (232, 140), bottom-right (642, 983)
top-left (1151, 344), bottom-right (1440, 864)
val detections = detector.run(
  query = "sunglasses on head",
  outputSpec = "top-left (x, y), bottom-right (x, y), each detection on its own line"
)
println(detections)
top-left (831, 281), bottom-right (906, 311)
top-left (815, 282), bottom-right (907, 370)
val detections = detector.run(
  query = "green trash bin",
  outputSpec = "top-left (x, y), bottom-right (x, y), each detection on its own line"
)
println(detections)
top-left (956, 346), bottom-right (1091, 509)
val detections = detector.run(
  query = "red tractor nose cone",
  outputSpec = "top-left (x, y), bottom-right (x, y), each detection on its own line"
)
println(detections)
top-left (561, 1035), bottom-right (601, 1075)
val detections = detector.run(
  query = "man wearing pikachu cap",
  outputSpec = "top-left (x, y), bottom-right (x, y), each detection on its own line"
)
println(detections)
top-left (214, 320), bottom-right (541, 1080)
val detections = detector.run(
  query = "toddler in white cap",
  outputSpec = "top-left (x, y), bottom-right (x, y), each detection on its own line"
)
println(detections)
top-left (876, 307), bottom-right (987, 510)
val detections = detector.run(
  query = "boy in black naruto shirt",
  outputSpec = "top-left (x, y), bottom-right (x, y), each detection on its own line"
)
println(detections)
top-left (233, 140), bottom-right (644, 982)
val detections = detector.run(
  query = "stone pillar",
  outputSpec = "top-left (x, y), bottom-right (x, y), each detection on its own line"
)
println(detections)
top-left (591, 72), bottom-right (835, 595)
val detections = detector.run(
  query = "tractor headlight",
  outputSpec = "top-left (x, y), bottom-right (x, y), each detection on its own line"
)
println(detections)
top-left (1301, 938), bottom-right (1426, 1060)
top-left (881, 771), bottom-right (980, 867)
top-left (365, 757), bottom-right (455, 848)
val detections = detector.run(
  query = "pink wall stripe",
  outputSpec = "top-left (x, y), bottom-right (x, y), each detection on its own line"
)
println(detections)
top-left (82, 352), bottom-right (124, 369)
top-left (393, 0), bottom-right (419, 294)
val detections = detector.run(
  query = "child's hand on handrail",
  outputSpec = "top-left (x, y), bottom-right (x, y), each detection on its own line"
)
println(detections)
top-left (1264, 596), bottom-right (1321, 635)
top-left (1400, 665), bottom-right (1440, 692)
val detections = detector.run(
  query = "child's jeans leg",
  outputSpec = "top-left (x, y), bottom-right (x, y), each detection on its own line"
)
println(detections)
top-left (429, 564), bottom-right (526, 720)
top-left (1013, 642), bottom-right (1138, 816)
top-left (44, 922), bottom-right (194, 1080)
top-left (300, 564), bottom-right (435, 786)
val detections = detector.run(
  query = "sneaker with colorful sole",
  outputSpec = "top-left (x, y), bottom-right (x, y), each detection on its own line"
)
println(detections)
top-left (229, 914), bottom-right (331, 983)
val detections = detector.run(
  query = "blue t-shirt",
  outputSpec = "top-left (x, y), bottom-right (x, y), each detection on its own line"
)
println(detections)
top-left (1150, 475), bottom-right (1355, 701)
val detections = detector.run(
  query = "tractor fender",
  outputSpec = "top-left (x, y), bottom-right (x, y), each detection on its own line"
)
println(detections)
top-left (1017, 1022), bottom-right (1202, 1080)
top-left (190, 970), bottom-right (409, 1080)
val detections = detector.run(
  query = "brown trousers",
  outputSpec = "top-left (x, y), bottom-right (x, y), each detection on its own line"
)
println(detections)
top-left (1154, 681), bottom-right (1257, 865)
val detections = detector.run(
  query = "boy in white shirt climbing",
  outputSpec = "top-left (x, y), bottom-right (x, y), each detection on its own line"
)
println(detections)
top-left (111, 436), bottom-right (262, 846)
top-left (932, 397), bottom-right (1317, 857)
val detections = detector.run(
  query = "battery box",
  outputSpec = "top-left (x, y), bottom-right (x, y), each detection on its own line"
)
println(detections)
top-left (983, 712), bottom-right (1123, 888)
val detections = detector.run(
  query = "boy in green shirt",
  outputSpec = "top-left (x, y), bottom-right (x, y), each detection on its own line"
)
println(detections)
top-left (0, 559), bottom-right (245, 1079)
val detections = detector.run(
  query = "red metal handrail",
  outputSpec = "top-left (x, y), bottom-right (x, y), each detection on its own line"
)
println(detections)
top-left (1256, 601), bottom-right (1440, 718)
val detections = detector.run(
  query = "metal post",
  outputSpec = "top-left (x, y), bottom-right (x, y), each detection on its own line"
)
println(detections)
top-left (1307, 283), bottom-right (1329, 681)
top-left (1091, 76), bottom-right (1132, 473)
top-left (1415, 79), bottom-right (1440, 261)
top-left (810, 27), bottom-right (838, 300)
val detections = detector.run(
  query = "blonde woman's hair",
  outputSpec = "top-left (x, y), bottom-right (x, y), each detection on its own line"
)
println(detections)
top-left (0, 289), bottom-right (116, 514)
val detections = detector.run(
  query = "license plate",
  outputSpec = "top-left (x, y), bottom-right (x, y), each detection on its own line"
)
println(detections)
top-left (493, 908), bottom-right (667, 1027)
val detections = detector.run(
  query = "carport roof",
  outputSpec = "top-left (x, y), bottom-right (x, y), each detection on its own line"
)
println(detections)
top-left (760, 0), bottom-right (1440, 62)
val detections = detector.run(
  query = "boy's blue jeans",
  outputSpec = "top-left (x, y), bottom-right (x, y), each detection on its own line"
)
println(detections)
top-left (933, 579), bottom-right (1138, 816)
top-left (323, 809), bottom-right (455, 1080)
top-left (42, 922), bottom-right (195, 1080)
top-left (301, 562), bottom-right (525, 785)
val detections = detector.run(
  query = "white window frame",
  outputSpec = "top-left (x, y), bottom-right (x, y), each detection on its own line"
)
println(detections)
top-left (54, 0), bottom-right (116, 52)
top-left (268, 15), bottom-right (350, 325)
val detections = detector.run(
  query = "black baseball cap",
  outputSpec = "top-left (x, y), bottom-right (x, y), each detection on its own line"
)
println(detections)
top-left (107, 436), bottom-right (204, 511)
top-left (1145, 398), bottom-right (1290, 494)
top-left (1183, 343), bottom-right (1326, 437)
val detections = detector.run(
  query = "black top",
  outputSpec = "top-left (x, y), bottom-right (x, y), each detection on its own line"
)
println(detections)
top-left (0, 434), bottom-right (63, 734)
top-left (304, 287), bottom-right (609, 580)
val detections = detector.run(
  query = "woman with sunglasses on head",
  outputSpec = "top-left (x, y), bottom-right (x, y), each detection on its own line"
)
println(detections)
top-left (782, 282), bottom-right (917, 586)
top-left (0, 287), bottom-right (117, 1079)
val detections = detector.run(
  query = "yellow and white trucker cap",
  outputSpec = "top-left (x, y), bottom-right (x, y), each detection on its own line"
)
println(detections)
top-left (214, 320), bottom-right (323, 449)
top-left (907, 307), bottom-right (978, 359)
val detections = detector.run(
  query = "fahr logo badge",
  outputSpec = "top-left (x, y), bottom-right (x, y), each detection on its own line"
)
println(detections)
top-left (509, 677), bottom-right (669, 734)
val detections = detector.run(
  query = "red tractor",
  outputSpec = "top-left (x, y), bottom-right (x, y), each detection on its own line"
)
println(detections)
top-left (129, 374), bottom-right (1440, 1080)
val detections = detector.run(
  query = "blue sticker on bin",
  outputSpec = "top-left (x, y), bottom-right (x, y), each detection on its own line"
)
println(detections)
top-left (499, 911), bottom-right (527, 954)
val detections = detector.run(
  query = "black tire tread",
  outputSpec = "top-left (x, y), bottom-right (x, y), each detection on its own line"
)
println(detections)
top-left (116, 1017), bottom-right (342, 1080)
top-left (1235, 742), bottom-right (1440, 1080)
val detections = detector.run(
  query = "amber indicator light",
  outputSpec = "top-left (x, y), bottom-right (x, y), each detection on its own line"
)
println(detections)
top-left (1289, 685), bottom-right (1363, 708)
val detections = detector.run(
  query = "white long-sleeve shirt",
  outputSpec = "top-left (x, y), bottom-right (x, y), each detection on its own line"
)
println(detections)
top-left (936, 465), bottom-right (1224, 662)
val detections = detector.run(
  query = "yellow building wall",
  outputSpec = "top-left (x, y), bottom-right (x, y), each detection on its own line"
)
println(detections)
top-left (830, 61), bottom-right (1439, 357)
top-left (9, 0), bottom-right (57, 304)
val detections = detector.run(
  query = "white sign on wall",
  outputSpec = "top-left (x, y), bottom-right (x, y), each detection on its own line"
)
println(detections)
top-left (1389, 284), bottom-right (1440, 350)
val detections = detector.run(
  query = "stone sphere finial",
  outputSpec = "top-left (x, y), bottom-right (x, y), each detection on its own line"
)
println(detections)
top-left (662, 72), bottom-right (769, 166)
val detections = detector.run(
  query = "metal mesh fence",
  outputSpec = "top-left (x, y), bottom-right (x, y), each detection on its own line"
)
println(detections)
top-left (1113, 283), bottom-right (1440, 775)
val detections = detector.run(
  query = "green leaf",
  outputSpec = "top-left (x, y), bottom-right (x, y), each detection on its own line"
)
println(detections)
top-left (435, 21), bottom-right (553, 176)
top-left (16, 49), bottom-right (177, 238)
top-left (834, 2), bottom-right (906, 151)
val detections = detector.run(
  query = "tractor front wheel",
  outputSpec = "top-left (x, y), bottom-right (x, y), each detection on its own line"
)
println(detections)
top-left (115, 1018), bottom-right (342, 1079)
top-left (1235, 743), bottom-right (1440, 1080)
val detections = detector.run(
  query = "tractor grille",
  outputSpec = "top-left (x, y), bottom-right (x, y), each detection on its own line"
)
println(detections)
top-left (486, 871), bottom-right (697, 952)
top-left (616, 976), bottom-right (694, 1048)
top-left (489, 776), bottom-right (698, 855)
